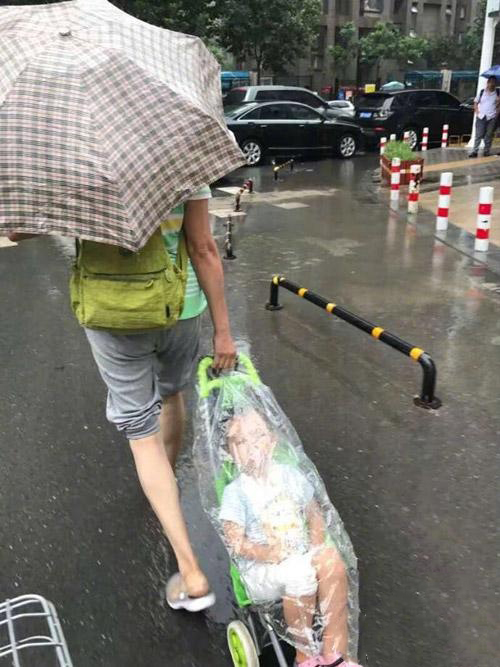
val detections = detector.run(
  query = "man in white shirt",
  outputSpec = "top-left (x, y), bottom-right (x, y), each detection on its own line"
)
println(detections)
top-left (470, 76), bottom-right (500, 157)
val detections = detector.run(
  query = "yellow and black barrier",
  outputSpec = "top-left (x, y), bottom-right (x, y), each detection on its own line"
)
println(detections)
top-left (272, 159), bottom-right (294, 181)
top-left (266, 275), bottom-right (441, 410)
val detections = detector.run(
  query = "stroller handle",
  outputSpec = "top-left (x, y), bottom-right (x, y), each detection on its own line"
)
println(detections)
top-left (197, 353), bottom-right (261, 398)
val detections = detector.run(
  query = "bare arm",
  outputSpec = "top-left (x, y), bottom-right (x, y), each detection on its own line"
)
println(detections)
top-left (182, 198), bottom-right (236, 371)
top-left (474, 100), bottom-right (479, 116)
top-left (223, 521), bottom-right (284, 563)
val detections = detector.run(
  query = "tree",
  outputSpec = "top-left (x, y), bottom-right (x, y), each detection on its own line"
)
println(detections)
top-left (359, 22), bottom-right (400, 81)
top-left (329, 22), bottom-right (357, 80)
top-left (359, 22), bottom-right (428, 80)
top-left (213, 0), bottom-right (322, 84)
top-left (397, 34), bottom-right (429, 67)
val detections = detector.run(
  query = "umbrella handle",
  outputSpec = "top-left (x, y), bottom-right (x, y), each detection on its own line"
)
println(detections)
top-left (197, 353), bottom-right (261, 398)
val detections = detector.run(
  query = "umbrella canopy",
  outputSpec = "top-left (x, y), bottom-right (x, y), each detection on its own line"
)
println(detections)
top-left (0, 0), bottom-right (245, 251)
top-left (481, 65), bottom-right (500, 78)
top-left (380, 81), bottom-right (405, 91)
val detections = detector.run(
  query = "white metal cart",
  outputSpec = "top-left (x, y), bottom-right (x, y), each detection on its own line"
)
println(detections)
top-left (0, 595), bottom-right (73, 666)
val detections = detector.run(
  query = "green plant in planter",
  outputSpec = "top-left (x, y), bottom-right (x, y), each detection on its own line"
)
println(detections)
top-left (384, 140), bottom-right (415, 161)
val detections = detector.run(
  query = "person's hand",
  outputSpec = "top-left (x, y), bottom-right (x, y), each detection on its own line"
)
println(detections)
top-left (212, 331), bottom-right (237, 372)
top-left (7, 232), bottom-right (39, 242)
top-left (265, 539), bottom-right (286, 564)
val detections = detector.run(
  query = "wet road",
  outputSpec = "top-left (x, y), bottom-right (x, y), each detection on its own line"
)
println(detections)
top-left (1, 154), bottom-right (499, 666)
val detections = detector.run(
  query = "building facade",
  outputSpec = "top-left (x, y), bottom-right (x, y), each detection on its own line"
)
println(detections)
top-left (272, 0), bottom-right (482, 93)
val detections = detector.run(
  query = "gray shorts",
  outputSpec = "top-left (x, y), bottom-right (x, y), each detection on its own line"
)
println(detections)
top-left (85, 316), bottom-right (202, 441)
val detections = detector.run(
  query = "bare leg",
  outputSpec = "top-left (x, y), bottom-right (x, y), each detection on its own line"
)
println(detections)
top-left (129, 432), bottom-right (209, 597)
top-left (283, 593), bottom-right (317, 664)
top-left (314, 547), bottom-right (348, 658)
top-left (160, 392), bottom-right (185, 469)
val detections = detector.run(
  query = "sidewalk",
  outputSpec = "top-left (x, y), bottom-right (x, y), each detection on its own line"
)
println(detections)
top-left (418, 147), bottom-right (500, 191)
top-left (419, 179), bottom-right (500, 246)
top-left (378, 147), bottom-right (500, 275)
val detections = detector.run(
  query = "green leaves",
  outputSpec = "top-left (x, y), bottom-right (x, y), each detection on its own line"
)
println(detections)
top-left (329, 22), bottom-right (357, 73)
top-left (213, 0), bottom-right (322, 81)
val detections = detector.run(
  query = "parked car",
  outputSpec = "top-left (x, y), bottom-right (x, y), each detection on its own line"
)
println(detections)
top-left (327, 100), bottom-right (355, 118)
top-left (354, 89), bottom-right (474, 149)
top-left (224, 101), bottom-right (364, 166)
top-left (223, 85), bottom-right (339, 118)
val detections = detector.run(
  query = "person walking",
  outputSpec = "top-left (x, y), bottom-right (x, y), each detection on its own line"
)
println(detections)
top-left (9, 186), bottom-right (237, 612)
top-left (469, 75), bottom-right (500, 158)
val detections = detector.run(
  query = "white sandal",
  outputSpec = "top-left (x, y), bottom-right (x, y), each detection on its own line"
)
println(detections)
top-left (165, 572), bottom-right (216, 612)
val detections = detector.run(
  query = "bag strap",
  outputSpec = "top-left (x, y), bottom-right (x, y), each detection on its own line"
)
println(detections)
top-left (175, 229), bottom-right (188, 273)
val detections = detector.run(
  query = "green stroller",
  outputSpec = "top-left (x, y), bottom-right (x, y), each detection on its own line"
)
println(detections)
top-left (193, 355), bottom-right (360, 667)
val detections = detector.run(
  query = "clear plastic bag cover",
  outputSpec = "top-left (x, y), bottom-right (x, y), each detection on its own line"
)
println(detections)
top-left (193, 358), bottom-right (359, 661)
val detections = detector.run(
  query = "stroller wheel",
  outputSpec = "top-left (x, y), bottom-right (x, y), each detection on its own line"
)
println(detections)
top-left (227, 620), bottom-right (259, 667)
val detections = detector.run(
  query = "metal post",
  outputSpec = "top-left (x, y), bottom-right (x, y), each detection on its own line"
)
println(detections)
top-left (265, 276), bottom-right (283, 310)
top-left (223, 216), bottom-right (236, 260)
top-left (234, 190), bottom-right (241, 213)
top-left (415, 354), bottom-right (441, 409)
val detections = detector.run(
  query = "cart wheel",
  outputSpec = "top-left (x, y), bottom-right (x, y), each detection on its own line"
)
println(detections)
top-left (227, 620), bottom-right (259, 667)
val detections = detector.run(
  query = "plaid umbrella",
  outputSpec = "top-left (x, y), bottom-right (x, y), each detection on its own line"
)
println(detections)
top-left (0, 0), bottom-right (245, 251)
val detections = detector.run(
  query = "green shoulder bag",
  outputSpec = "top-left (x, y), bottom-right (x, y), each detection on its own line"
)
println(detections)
top-left (70, 229), bottom-right (188, 331)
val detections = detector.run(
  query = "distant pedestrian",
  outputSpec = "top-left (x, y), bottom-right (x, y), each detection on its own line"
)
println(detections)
top-left (469, 75), bottom-right (500, 158)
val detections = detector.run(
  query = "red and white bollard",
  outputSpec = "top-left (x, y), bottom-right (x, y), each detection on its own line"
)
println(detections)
top-left (403, 130), bottom-right (410, 144)
top-left (441, 124), bottom-right (449, 148)
top-left (421, 127), bottom-right (429, 151)
top-left (407, 164), bottom-right (421, 214)
top-left (380, 136), bottom-right (387, 156)
top-left (436, 172), bottom-right (453, 231)
top-left (390, 157), bottom-right (401, 203)
top-left (380, 136), bottom-right (387, 170)
top-left (474, 186), bottom-right (494, 252)
top-left (390, 133), bottom-right (396, 142)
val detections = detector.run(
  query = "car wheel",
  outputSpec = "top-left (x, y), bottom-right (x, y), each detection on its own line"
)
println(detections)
top-left (337, 133), bottom-right (357, 159)
top-left (241, 139), bottom-right (263, 166)
top-left (402, 127), bottom-right (419, 150)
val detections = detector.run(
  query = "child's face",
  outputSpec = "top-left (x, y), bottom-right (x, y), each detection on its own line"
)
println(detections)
top-left (228, 411), bottom-right (275, 474)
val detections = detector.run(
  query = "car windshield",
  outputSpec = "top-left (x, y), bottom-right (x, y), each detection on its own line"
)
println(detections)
top-left (223, 88), bottom-right (247, 106)
top-left (355, 94), bottom-right (392, 109)
top-left (224, 104), bottom-right (256, 118)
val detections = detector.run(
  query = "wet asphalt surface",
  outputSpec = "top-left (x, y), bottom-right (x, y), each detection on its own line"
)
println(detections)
top-left (1, 153), bottom-right (499, 667)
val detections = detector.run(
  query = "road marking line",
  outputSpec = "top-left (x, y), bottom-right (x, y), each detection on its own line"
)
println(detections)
top-left (0, 237), bottom-right (17, 248)
top-left (210, 210), bottom-right (246, 219)
top-left (217, 187), bottom-right (252, 196)
top-left (273, 202), bottom-right (309, 209)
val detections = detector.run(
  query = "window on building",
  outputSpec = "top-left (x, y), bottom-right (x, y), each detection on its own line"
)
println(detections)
top-left (323, 0), bottom-right (329, 13)
top-left (460, 6), bottom-right (466, 18)
top-left (422, 3), bottom-right (441, 35)
top-left (316, 25), bottom-right (327, 53)
top-left (338, 0), bottom-right (351, 16)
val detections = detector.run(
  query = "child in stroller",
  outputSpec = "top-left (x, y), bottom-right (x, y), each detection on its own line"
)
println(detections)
top-left (194, 355), bottom-right (360, 667)
top-left (219, 409), bottom-right (361, 667)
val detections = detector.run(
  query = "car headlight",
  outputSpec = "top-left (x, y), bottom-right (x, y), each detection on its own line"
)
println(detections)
top-left (373, 110), bottom-right (392, 120)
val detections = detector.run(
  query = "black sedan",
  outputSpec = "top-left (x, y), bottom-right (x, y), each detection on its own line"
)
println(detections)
top-left (224, 101), bottom-right (365, 166)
